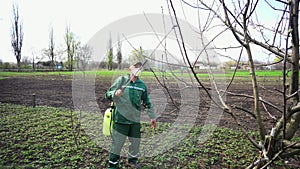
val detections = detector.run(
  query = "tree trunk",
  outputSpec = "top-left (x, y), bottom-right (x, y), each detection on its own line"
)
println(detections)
top-left (17, 56), bottom-right (21, 72)
top-left (285, 0), bottom-right (299, 140)
top-left (289, 0), bottom-right (299, 104)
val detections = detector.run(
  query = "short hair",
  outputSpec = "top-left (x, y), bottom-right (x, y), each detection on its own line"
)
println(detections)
top-left (134, 62), bottom-right (143, 68)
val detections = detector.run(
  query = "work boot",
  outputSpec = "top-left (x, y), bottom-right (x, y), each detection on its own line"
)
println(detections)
top-left (108, 160), bottom-right (119, 169)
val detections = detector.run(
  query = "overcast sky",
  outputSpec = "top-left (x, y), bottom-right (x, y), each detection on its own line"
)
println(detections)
top-left (0, 0), bottom-right (285, 63)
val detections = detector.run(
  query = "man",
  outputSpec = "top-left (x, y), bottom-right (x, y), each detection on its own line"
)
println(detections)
top-left (105, 62), bottom-right (157, 169)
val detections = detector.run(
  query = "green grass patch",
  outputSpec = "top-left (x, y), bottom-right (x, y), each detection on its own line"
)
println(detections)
top-left (0, 71), bottom-right (73, 80)
top-left (0, 103), bottom-right (108, 168)
top-left (0, 70), bottom-right (150, 80)
top-left (1, 103), bottom-right (296, 168)
top-left (0, 69), bottom-right (290, 80)
top-left (224, 69), bottom-right (285, 76)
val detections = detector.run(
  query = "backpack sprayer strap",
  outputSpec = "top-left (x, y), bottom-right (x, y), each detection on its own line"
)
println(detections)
top-left (109, 102), bottom-right (114, 137)
top-left (110, 102), bottom-right (115, 109)
top-left (108, 76), bottom-right (125, 136)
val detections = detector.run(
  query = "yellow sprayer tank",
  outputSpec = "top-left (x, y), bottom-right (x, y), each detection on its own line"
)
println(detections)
top-left (103, 108), bottom-right (113, 136)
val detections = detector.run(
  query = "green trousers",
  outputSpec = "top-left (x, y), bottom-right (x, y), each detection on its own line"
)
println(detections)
top-left (108, 123), bottom-right (141, 169)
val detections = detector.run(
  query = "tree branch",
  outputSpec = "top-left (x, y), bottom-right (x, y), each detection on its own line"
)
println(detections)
top-left (223, 90), bottom-right (283, 113)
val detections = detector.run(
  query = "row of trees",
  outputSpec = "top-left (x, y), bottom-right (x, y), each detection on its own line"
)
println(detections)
top-left (10, 3), bottom-right (149, 72)
top-left (10, 4), bottom-right (93, 72)
top-left (105, 34), bottom-right (155, 71)
top-left (10, 3), bottom-right (289, 73)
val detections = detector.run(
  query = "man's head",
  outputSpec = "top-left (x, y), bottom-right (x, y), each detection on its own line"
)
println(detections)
top-left (129, 62), bottom-right (143, 80)
top-left (134, 62), bottom-right (142, 68)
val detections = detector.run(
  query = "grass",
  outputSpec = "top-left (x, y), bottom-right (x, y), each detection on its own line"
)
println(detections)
top-left (224, 69), bottom-right (284, 76)
top-left (0, 103), bottom-right (295, 168)
top-left (0, 69), bottom-right (289, 79)
top-left (0, 69), bottom-right (287, 86)
top-left (0, 103), bottom-right (108, 168)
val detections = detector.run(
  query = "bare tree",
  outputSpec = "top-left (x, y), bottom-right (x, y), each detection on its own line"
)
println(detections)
top-left (65, 25), bottom-right (78, 71)
top-left (75, 44), bottom-right (93, 71)
top-left (128, 46), bottom-right (147, 64)
top-left (117, 35), bottom-right (123, 70)
top-left (42, 26), bottom-right (56, 70)
top-left (106, 33), bottom-right (113, 70)
top-left (31, 50), bottom-right (37, 71)
top-left (167, 0), bottom-right (299, 168)
top-left (10, 4), bottom-right (23, 72)
top-left (49, 26), bottom-right (55, 70)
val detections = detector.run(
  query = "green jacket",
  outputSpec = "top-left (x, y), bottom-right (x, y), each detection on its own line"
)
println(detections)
top-left (105, 75), bottom-right (156, 124)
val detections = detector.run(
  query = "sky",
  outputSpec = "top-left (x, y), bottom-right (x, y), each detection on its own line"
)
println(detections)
top-left (2, 0), bottom-right (200, 63)
top-left (0, 0), bottom-right (285, 64)
top-left (1, 0), bottom-right (170, 63)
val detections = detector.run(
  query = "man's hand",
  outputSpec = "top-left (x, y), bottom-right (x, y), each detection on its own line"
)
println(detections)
top-left (115, 89), bottom-right (123, 97)
top-left (151, 119), bottom-right (156, 129)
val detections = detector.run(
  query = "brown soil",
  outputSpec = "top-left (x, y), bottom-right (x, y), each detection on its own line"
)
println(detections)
top-left (0, 75), bottom-right (299, 167)
top-left (0, 75), bottom-right (285, 131)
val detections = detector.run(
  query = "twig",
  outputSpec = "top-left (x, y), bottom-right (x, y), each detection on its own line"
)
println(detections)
top-left (232, 105), bottom-right (256, 119)
top-left (168, 0), bottom-right (224, 111)
top-left (223, 47), bottom-right (243, 96)
top-left (260, 141), bottom-right (298, 169)
top-left (224, 90), bottom-right (283, 113)
top-left (150, 68), bottom-right (179, 110)
top-left (261, 100), bottom-right (277, 120)
top-left (225, 108), bottom-right (261, 150)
